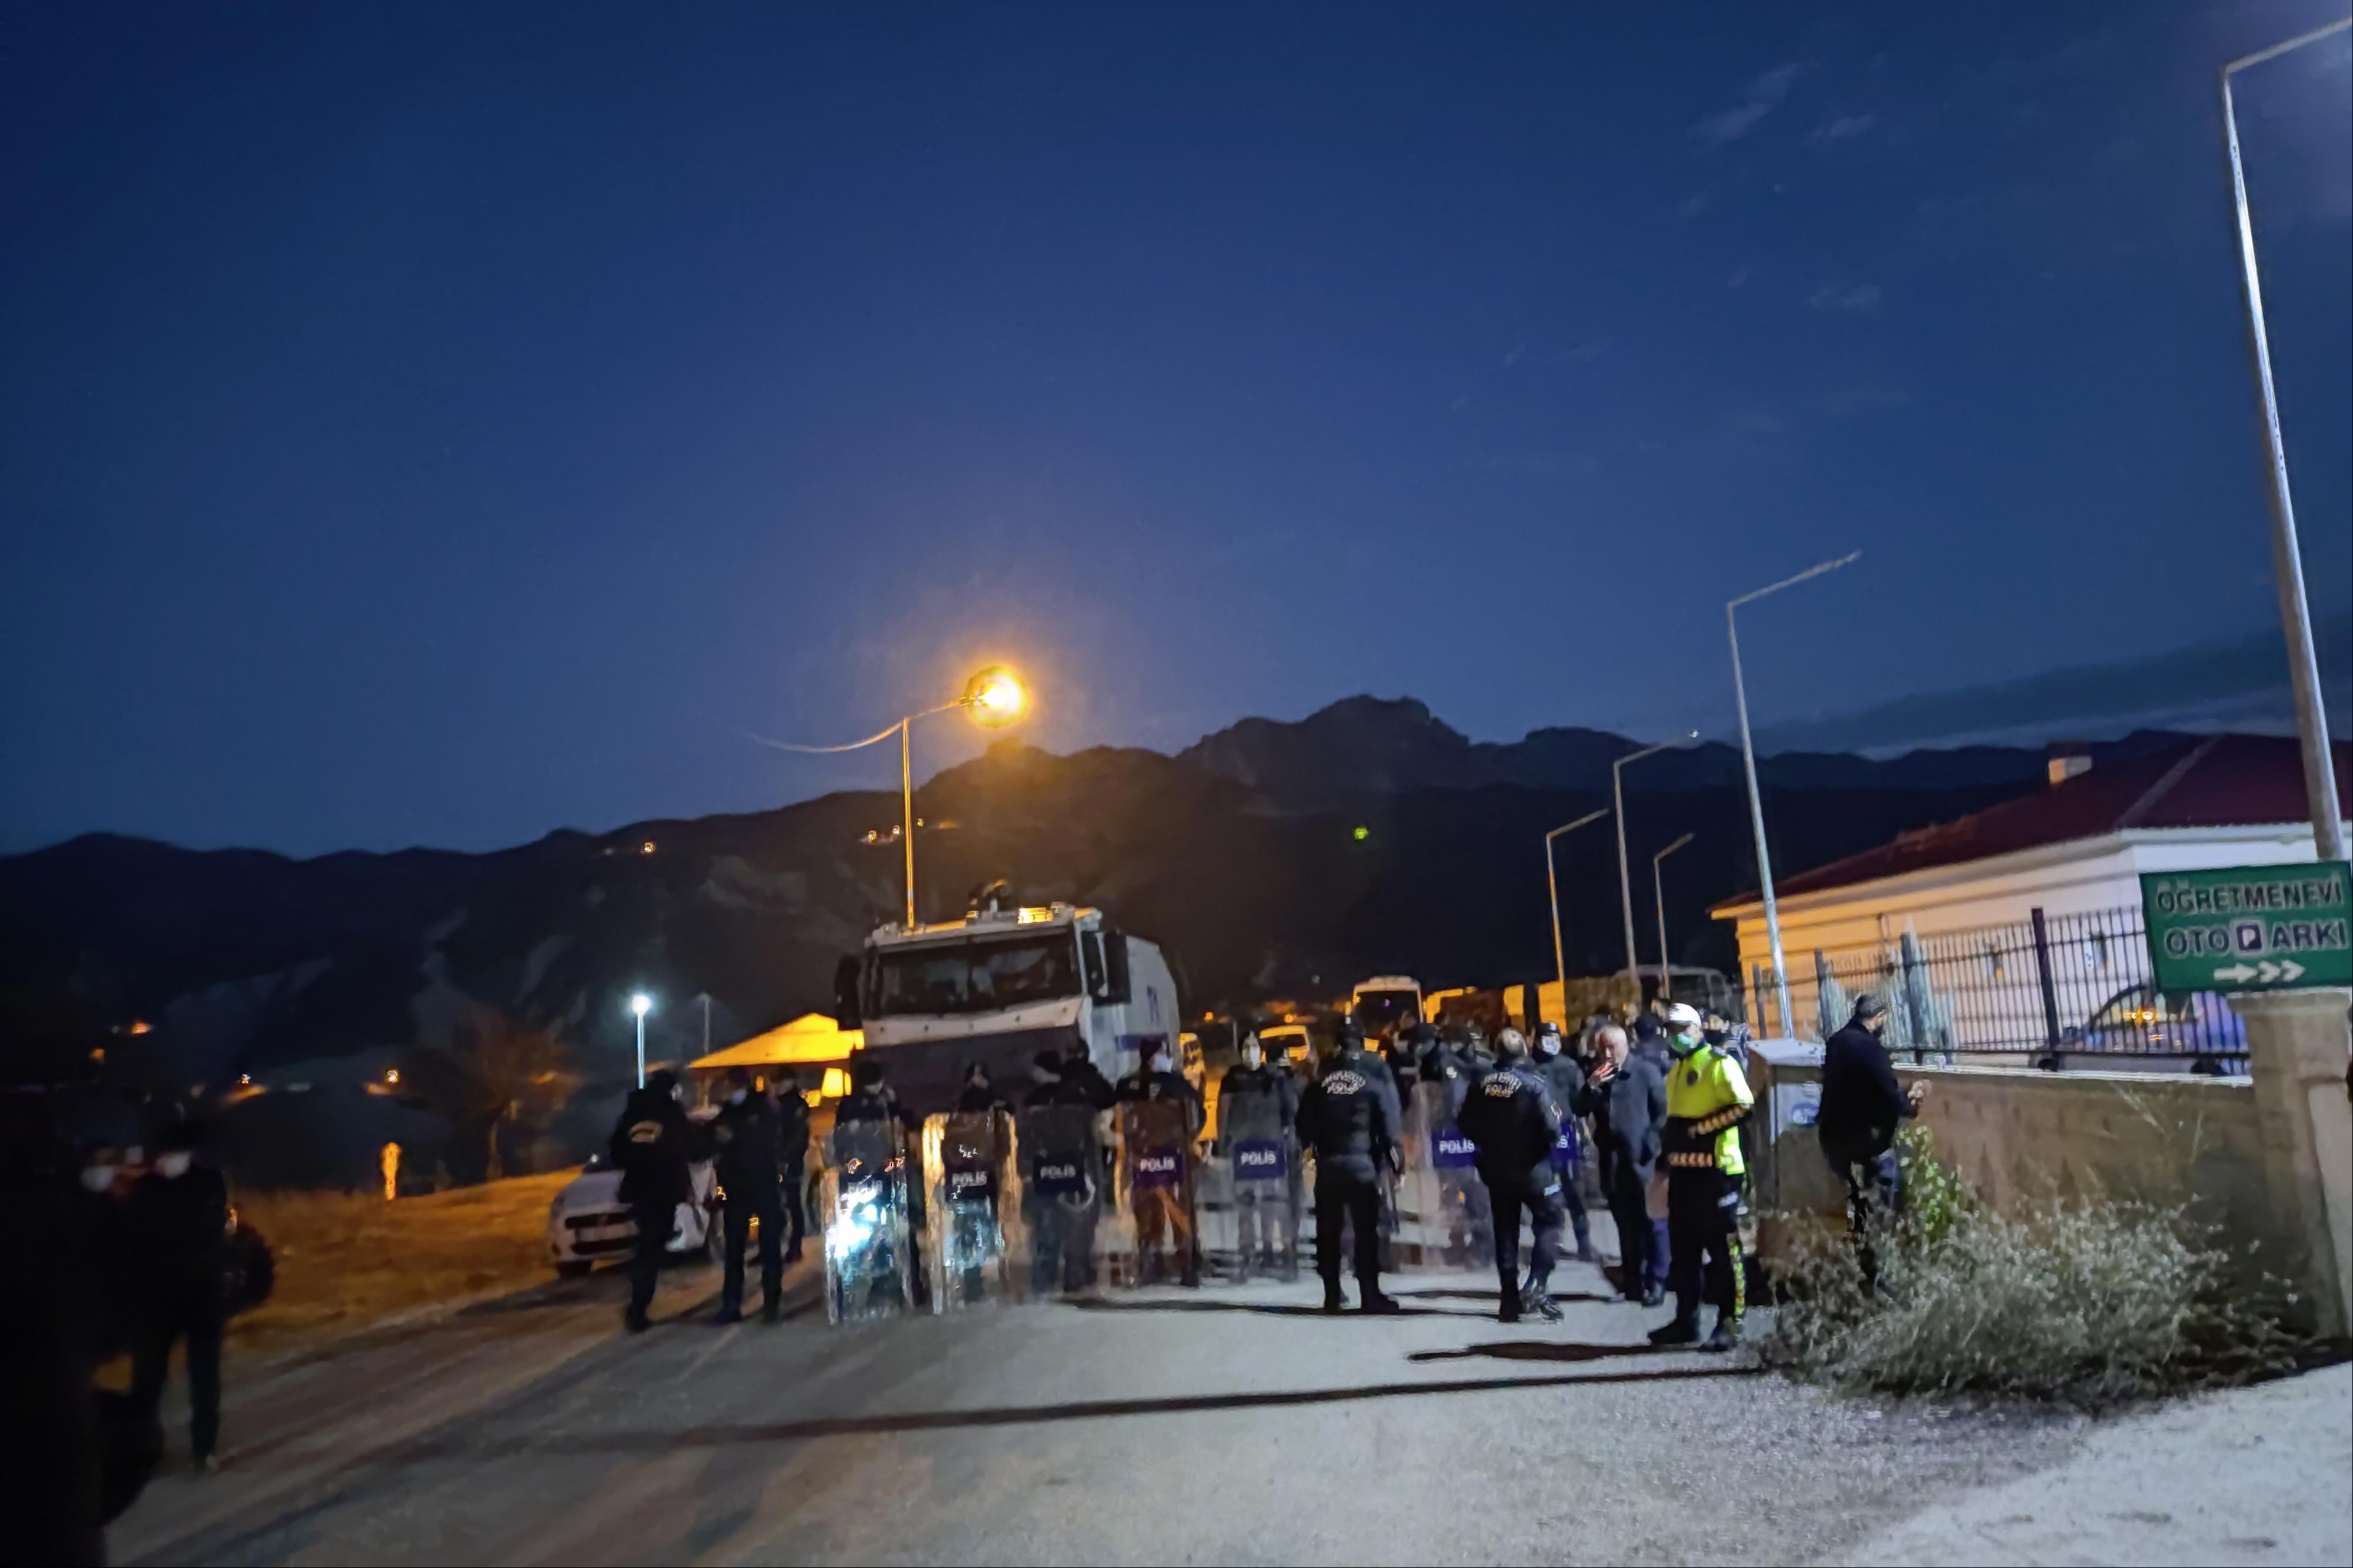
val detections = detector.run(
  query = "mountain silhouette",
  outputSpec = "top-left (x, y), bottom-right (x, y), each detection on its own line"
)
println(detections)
top-left (5, 699), bottom-right (2162, 1104)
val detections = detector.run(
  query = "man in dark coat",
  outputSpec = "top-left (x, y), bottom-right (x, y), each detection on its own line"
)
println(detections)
top-left (711, 1067), bottom-right (785, 1323)
top-left (1817, 993), bottom-right (1927, 1286)
top-left (1578, 1023), bottom-right (1669, 1305)
top-left (609, 1069), bottom-right (701, 1333)
top-left (1456, 1030), bottom-right (1565, 1322)
top-left (126, 1123), bottom-right (231, 1469)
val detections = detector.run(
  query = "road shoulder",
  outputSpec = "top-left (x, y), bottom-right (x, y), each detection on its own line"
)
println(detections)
top-left (1832, 1362), bottom-right (2353, 1568)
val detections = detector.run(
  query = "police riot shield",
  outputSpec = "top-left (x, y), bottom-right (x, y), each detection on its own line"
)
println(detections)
top-left (1116, 1096), bottom-right (1201, 1287)
top-left (1015, 1103), bottom-right (1104, 1296)
top-left (822, 1120), bottom-right (915, 1324)
top-left (922, 1110), bottom-right (1018, 1311)
top-left (1401, 1079), bottom-right (1492, 1270)
top-left (1221, 1083), bottom-right (1298, 1282)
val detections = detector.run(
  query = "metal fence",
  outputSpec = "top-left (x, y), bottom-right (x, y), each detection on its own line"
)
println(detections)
top-left (1744, 905), bottom-right (2248, 1066)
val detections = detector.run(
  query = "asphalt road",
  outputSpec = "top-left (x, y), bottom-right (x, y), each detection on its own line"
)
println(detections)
top-left (105, 1228), bottom-right (2130, 1567)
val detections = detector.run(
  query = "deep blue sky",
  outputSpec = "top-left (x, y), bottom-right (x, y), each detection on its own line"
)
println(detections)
top-left (5, 2), bottom-right (2349, 856)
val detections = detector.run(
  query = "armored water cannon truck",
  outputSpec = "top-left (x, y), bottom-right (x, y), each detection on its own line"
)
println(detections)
top-left (841, 897), bottom-right (1182, 1115)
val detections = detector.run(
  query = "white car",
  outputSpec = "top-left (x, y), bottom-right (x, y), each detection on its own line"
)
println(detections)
top-left (546, 1151), bottom-right (721, 1277)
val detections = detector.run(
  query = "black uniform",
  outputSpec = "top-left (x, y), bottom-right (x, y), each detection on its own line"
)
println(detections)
top-left (1818, 1020), bottom-right (1915, 1285)
top-left (1059, 1049), bottom-right (1119, 1112)
top-left (1294, 1050), bottom-right (1398, 1308)
top-left (775, 1088), bottom-right (811, 1259)
top-left (609, 1083), bottom-right (701, 1325)
top-left (125, 1162), bottom-right (231, 1464)
top-left (711, 1093), bottom-right (784, 1317)
top-left (1577, 1052), bottom-right (1669, 1300)
top-left (1021, 1075), bottom-right (1102, 1293)
top-left (1455, 1063), bottom-right (1564, 1316)
top-left (1531, 1051), bottom-right (1596, 1260)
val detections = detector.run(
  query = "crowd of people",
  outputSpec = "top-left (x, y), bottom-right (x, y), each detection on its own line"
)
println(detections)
top-left (1287, 1000), bottom-right (1759, 1349)
top-left (609, 990), bottom-right (1916, 1356)
top-left (6, 1112), bottom-right (269, 1562)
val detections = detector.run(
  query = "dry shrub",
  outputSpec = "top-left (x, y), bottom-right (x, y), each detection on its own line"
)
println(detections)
top-left (1761, 1130), bottom-right (2301, 1406)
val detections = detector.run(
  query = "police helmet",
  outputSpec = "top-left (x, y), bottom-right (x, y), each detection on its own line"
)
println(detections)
top-left (1662, 1002), bottom-right (1703, 1034)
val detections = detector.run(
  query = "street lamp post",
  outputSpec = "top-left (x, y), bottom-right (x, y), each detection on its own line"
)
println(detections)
top-left (1652, 832), bottom-right (1695, 999)
top-left (1545, 808), bottom-right (1611, 1019)
top-left (1614, 733), bottom-right (1698, 987)
top-left (751, 667), bottom-right (1028, 929)
top-left (629, 993), bottom-right (652, 1089)
top-left (1729, 552), bottom-right (1859, 1037)
top-left (2221, 16), bottom-right (2351, 865)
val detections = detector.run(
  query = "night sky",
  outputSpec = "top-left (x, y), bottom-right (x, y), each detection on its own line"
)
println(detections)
top-left (5, 3), bottom-right (2348, 856)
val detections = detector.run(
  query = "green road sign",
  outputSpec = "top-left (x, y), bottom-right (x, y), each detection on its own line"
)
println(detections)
top-left (2141, 862), bottom-right (2352, 992)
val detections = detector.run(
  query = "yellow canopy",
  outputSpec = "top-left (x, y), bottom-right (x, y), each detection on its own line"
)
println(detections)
top-left (688, 1012), bottom-right (864, 1072)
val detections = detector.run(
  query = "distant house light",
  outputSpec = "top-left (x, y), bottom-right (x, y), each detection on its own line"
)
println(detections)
top-left (641, 840), bottom-right (656, 855)
top-left (1352, 826), bottom-right (1371, 842)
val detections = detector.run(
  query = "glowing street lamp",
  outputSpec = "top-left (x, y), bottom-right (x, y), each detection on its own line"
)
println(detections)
top-left (630, 992), bottom-right (653, 1089)
top-left (751, 665), bottom-right (1032, 928)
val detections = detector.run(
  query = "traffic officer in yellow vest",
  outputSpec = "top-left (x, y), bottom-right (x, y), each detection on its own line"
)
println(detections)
top-left (1646, 1001), bottom-right (1753, 1352)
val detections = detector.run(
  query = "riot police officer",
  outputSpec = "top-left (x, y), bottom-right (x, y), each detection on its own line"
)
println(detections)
top-left (1216, 1035), bottom-right (1299, 1280)
top-left (609, 1069), bottom-right (701, 1335)
top-left (1293, 1018), bottom-right (1401, 1314)
top-left (1531, 1022), bottom-right (1597, 1265)
top-left (710, 1067), bottom-right (784, 1324)
top-left (1115, 1043), bottom-right (1205, 1286)
top-left (1456, 1029), bottom-right (1565, 1322)
top-left (1648, 1002), bottom-right (1754, 1352)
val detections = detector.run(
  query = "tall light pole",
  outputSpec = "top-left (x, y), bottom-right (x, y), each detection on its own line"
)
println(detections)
top-left (629, 993), bottom-right (652, 1089)
top-left (1730, 552), bottom-right (1860, 1037)
top-left (2221, 16), bottom-right (2351, 864)
top-left (750, 666), bottom-right (1028, 929)
top-left (1652, 832), bottom-right (1695, 999)
top-left (1545, 809), bottom-right (1611, 1017)
top-left (1614, 733), bottom-right (1698, 987)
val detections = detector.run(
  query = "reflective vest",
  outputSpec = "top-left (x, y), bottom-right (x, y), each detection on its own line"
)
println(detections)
top-left (1662, 1044), bottom-right (1752, 1176)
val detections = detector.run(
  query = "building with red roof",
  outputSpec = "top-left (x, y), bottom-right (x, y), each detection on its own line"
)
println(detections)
top-left (1711, 733), bottom-right (2353, 982)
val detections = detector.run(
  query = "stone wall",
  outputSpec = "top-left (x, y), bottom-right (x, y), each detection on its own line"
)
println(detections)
top-left (1751, 1060), bottom-right (2280, 1280)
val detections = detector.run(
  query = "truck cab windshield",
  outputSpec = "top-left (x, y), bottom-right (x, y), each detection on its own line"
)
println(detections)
top-left (1352, 990), bottom-right (1421, 1033)
top-left (872, 933), bottom-right (1081, 1016)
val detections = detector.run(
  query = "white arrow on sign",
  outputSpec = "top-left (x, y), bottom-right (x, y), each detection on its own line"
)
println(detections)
top-left (2257, 961), bottom-right (2281, 982)
top-left (2281, 959), bottom-right (2304, 982)
top-left (2214, 963), bottom-right (2257, 983)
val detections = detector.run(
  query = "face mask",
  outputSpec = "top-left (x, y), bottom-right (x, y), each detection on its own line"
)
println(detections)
top-left (1030, 1067), bottom-right (1054, 1085)
top-left (1702, 1027), bottom-right (1728, 1047)
top-left (1672, 1030), bottom-right (1700, 1052)
top-left (81, 1165), bottom-right (118, 1193)
top-left (1241, 1045), bottom-right (1262, 1069)
top-left (1149, 1053), bottom-right (1171, 1074)
top-left (156, 1152), bottom-right (193, 1179)
top-left (1536, 1036), bottom-right (1559, 1057)
top-left (729, 1089), bottom-right (748, 1105)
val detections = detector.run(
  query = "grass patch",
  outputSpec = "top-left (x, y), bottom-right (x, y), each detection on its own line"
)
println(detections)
top-left (1761, 1128), bottom-right (2301, 1407)
top-left (224, 1171), bottom-right (578, 1355)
